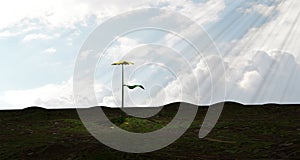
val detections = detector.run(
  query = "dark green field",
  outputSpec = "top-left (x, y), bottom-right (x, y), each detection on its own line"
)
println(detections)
top-left (0, 102), bottom-right (299, 159)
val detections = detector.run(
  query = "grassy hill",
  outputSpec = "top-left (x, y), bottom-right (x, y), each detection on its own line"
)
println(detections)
top-left (0, 102), bottom-right (299, 159)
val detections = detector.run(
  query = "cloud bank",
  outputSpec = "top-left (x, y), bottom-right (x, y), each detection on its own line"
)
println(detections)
top-left (1, 0), bottom-right (300, 108)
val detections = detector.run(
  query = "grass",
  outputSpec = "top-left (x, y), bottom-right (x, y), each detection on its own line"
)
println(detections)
top-left (0, 102), bottom-right (299, 159)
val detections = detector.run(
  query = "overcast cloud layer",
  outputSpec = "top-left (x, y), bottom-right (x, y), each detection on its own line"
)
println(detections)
top-left (0, 0), bottom-right (299, 109)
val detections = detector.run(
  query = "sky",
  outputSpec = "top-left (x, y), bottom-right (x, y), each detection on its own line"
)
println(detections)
top-left (0, 0), bottom-right (300, 109)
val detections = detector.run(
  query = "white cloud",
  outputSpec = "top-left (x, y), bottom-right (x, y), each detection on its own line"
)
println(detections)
top-left (226, 50), bottom-right (300, 103)
top-left (150, 55), bottom-right (226, 105)
top-left (102, 96), bottom-right (117, 107)
top-left (142, 45), bottom-right (300, 105)
top-left (0, 20), bottom-right (42, 39)
top-left (0, 0), bottom-right (90, 29)
top-left (0, 0), bottom-right (226, 33)
top-left (238, 2), bottom-right (276, 17)
top-left (0, 30), bottom-right (19, 39)
top-left (154, 0), bottom-right (226, 25)
top-left (0, 78), bottom-right (115, 109)
top-left (22, 33), bottom-right (53, 42)
top-left (2, 79), bottom-right (74, 108)
top-left (43, 47), bottom-right (57, 55)
top-left (228, 0), bottom-right (300, 61)
top-left (7, 0), bottom-right (300, 107)
top-left (3, 49), bottom-right (300, 108)
top-left (238, 70), bottom-right (262, 90)
top-left (105, 37), bottom-right (142, 61)
top-left (79, 49), bottom-right (95, 60)
top-left (217, 0), bottom-right (300, 104)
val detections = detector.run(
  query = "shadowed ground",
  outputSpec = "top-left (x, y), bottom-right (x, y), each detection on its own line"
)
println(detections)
top-left (0, 102), bottom-right (299, 159)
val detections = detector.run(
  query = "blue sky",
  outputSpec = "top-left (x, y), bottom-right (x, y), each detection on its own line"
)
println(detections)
top-left (0, 0), bottom-right (300, 109)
